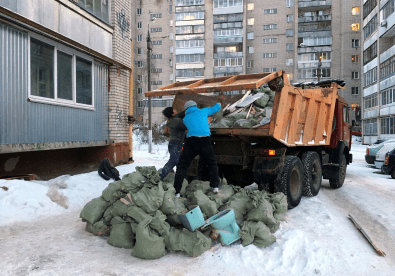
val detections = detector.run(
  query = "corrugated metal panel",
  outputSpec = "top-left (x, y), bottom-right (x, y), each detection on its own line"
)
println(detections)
top-left (0, 22), bottom-right (109, 146)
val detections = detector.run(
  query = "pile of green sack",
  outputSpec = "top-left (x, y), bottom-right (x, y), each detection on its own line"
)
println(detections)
top-left (80, 166), bottom-right (287, 259)
top-left (210, 87), bottom-right (275, 129)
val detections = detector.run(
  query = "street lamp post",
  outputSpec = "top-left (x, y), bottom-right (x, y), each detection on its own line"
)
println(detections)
top-left (147, 25), bottom-right (152, 153)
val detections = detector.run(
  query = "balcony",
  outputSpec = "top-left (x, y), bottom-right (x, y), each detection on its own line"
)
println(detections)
top-left (214, 37), bottom-right (243, 45)
top-left (214, 52), bottom-right (243, 58)
top-left (299, 0), bottom-right (332, 9)
top-left (213, 66), bottom-right (243, 74)
top-left (298, 15), bottom-right (331, 23)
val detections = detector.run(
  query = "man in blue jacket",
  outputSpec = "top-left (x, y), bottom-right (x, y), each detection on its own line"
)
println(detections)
top-left (173, 100), bottom-right (222, 197)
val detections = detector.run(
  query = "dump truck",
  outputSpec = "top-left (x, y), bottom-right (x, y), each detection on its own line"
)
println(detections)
top-left (146, 71), bottom-right (352, 208)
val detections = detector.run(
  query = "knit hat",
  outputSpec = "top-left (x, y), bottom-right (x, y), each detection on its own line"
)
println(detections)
top-left (184, 100), bottom-right (197, 110)
top-left (162, 107), bottom-right (173, 118)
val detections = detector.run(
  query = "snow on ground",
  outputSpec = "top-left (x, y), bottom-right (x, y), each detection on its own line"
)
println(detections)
top-left (1, 138), bottom-right (395, 275)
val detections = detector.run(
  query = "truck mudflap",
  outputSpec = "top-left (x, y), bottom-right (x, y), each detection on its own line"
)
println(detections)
top-left (252, 148), bottom-right (286, 183)
top-left (322, 163), bottom-right (339, 179)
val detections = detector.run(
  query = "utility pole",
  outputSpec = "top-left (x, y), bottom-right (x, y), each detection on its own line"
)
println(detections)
top-left (147, 25), bottom-right (152, 153)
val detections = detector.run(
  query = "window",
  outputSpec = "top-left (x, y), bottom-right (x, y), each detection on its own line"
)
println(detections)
top-left (363, 42), bottom-right (377, 65)
top-left (264, 24), bottom-right (277, 30)
top-left (169, 5), bottom-right (172, 13)
top-left (170, 73), bottom-right (174, 81)
top-left (263, 68), bottom-right (277, 73)
top-left (382, 0), bottom-right (395, 20)
top-left (151, 68), bottom-right (162, 73)
top-left (170, 46), bottom-right (173, 53)
top-left (381, 88), bottom-right (395, 105)
top-left (137, 8), bottom-right (142, 15)
top-left (381, 117), bottom-right (395, 134)
top-left (213, 0), bottom-right (244, 8)
top-left (352, 71), bottom-right (359, 79)
top-left (176, 25), bottom-right (204, 34)
top-left (151, 27), bottom-right (162, 32)
top-left (351, 87), bottom-right (359, 95)
top-left (352, 55), bottom-right (359, 63)
top-left (248, 18), bottom-right (255, 25)
top-left (364, 93), bottom-right (378, 109)
top-left (137, 48), bottom-right (143, 55)
top-left (216, 46), bottom-right (239, 53)
top-left (263, 53), bottom-right (277, 58)
top-left (137, 75), bottom-right (142, 82)
top-left (137, 61), bottom-right (143, 68)
top-left (247, 60), bottom-right (254, 68)
top-left (286, 14), bottom-right (293, 22)
top-left (176, 40), bottom-right (204, 48)
top-left (152, 40), bottom-right (163, 45)
top-left (263, 38), bottom-right (277, 43)
top-left (286, 43), bottom-right (293, 51)
top-left (151, 13), bottom-right (162, 20)
top-left (30, 37), bottom-right (93, 107)
top-left (151, 54), bottom-right (162, 59)
top-left (151, 80), bottom-right (162, 85)
top-left (213, 58), bottom-right (243, 67)
top-left (214, 13), bottom-right (243, 23)
top-left (248, 3), bottom-right (254, 10)
top-left (137, 101), bottom-right (144, 108)
top-left (176, 54), bottom-right (204, 63)
top-left (301, 36), bottom-right (332, 46)
top-left (380, 54), bottom-right (395, 79)
top-left (214, 29), bottom-right (243, 37)
top-left (298, 68), bottom-right (331, 79)
top-left (176, 68), bottom-right (204, 78)
top-left (352, 39), bottom-right (360, 48)
top-left (286, 59), bottom-right (293, 66)
top-left (286, 29), bottom-right (293, 37)
top-left (248, 47), bottom-right (254, 54)
top-left (137, 87), bottom-right (143, 94)
top-left (364, 67), bottom-right (377, 86)
top-left (286, 0), bottom-right (294, 7)
top-left (137, 35), bottom-right (143, 42)
top-left (364, 118), bottom-right (377, 135)
top-left (363, 0), bottom-right (377, 19)
top-left (73, 0), bottom-right (109, 23)
top-left (264, 9), bottom-right (277, 14)
top-left (137, 22), bottom-right (142, 29)
top-left (247, 32), bottom-right (254, 39)
top-left (298, 52), bottom-right (331, 62)
top-left (363, 14), bottom-right (377, 40)
top-left (176, 0), bottom-right (205, 6)
top-left (351, 23), bottom-right (359, 31)
top-left (352, 7), bottom-right (360, 15)
top-left (176, 11), bottom-right (204, 21)
top-left (170, 33), bottom-right (173, 40)
top-left (170, 20), bottom-right (173, 26)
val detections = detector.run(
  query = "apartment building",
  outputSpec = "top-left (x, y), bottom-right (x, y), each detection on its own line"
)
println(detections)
top-left (362, 0), bottom-right (395, 144)
top-left (133, 0), bottom-right (362, 126)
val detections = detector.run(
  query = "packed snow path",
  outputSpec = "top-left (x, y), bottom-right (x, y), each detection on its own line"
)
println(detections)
top-left (1, 144), bottom-right (395, 275)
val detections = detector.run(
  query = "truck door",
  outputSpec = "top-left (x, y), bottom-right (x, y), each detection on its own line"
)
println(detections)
top-left (343, 106), bottom-right (351, 149)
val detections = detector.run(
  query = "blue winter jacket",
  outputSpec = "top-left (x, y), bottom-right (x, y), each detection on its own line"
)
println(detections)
top-left (183, 103), bottom-right (221, 138)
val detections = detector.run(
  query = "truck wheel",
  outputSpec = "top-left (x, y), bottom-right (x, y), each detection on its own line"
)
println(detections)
top-left (274, 155), bottom-right (303, 209)
top-left (301, 151), bottom-right (322, 197)
top-left (329, 154), bottom-right (347, 188)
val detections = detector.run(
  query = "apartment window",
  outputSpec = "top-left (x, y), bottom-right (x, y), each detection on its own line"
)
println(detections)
top-left (352, 39), bottom-right (360, 48)
top-left (380, 54), bottom-right (395, 79)
top-left (352, 55), bottom-right (359, 63)
top-left (214, 58), bottom-right (243, 67)
top-left (137, 8), bottom-right (142, 15)
top-left (364, 118), bottom-right (377, 135)
top-left (286, 59), bottom-right (293, 66)
top-left (137, 22), bottom-right (142, 29)
top-left (170, 73), bottom-right (174, 81)
top-left (151, 54), bottom-right (162, 59)
top-left (216, 46), bottom-right (239, 53)
top-left (247, 32), bottom-right (254, 39)
top-left (137, 75), bottom-right (142, 82)
top-left (30, 37), bottom-right (93, 106)
top-left (264, 24), bottom-right (277, 30)
top-left (152, 40), bottom-right (163, 45)
top-left (151, 13), bottom-right (162, 20)
top-left (381, 116), bottom-right (395, 134)
top-left (213, 13), bottom-right (243, 23)
top-left (363, 42), bottom-right (377, 65)
top-left (351, 87), bottom-right (359, 95)
top-left (176, 0), bottom-right (205, 6)
top-left (214, 29), bottom-right (243, 37)
top-left (170, 20), bottom-right (173, 26)
top-left (286, 14), bottom-right (293, 22)
top-left (137, 48), bottom-right (143, 55)
top-left (151, 68), bottom-right (163, 73)
top-left (151, 80), bottom-right (163, 85)
top-left (170, 33), bottom-right (173, 40)
top-left (247, 60), bottom-right (254, 68)
top-left (137, 35), bottom-right (143, 42)
top-left (263, 68), bottom-right (277, 73)
top-left (72, 0), bottom-right (109, 23)
top-left (176, 11), bottom-right (204, 21)
top-left (137, 61), bottom-right (143, 68)
top-left (264, 9), bottom-right (277, 14)
top-left (352, 7), bottom-right (360, 15)
top-left (286, 0), bottom-right (294, 7)
top-left (263, 53), bottom-right (277, 58)
top-left (351, 23), bottom-right (359, 31)
top-left (137, 101), bottom-right (144, 108)
top-left (286, 43), bottom-right (293, 51)
top-left (248, 3), bottom-right (254, 10)
top-left (298, 68), bottom-right (331, 79)
top-left (363, 15), bottom-right (378, 40)
top-left (263, 38), bottom-right (277, 43)
top-left (176, 54), bottom-right (204, 63)
top-left (248, 18), bottom-right (255, 25)
top-left (213, 0), bottom-right (244, 8)
top-left (151, 27), bottom-right (162, 33)
top-left (298, 52), bottom-right (331, 62)
top-left (382, 0), bottom-right (395, 20)
top-left (381, 88), bottom-right (395, 106)
top-left (176, 40), bottom-right (204, 48)
top-left (352, 71), bottom-right (359, 79)
top-left (176, 68), bottom-right (204, 78)
top-left (169, 5), bottom-right (172, 13)
top-left (170, 46), bottom-right (173, 53)
top-left (363, 0), bottom-right (377, 19)
top-left (137, 87), bottom-right (143, 94)
top-left (248, 47), bottom-right (254, 54)
top-left (286, 29), bottom-right (293, 37)
top-left (364, 68), bottom-right (377, 86)
top-left (301, 36), bottom-right (331, 46)
top-left (176, 25), bottom-right (205, 35)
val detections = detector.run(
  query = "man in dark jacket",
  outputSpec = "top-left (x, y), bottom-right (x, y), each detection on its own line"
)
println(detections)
top-left (159, 107), bottom-right (187, 181)
top-left (173, 100), bottom-right (222, 197)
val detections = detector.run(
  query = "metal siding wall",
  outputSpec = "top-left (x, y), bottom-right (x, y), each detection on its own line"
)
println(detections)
top-left (0, 22), bottom-right (109, 145)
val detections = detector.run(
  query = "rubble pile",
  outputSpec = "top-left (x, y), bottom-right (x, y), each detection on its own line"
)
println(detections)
top-left (80, 166), bottom-right (287, 259)
top-left (210, 87), bottom-right (276, 129)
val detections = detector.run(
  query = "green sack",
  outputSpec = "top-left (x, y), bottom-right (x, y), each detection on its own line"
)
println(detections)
top-left (219, 190), bottom-right (254, 226)
top-left (102, 205), bottom-right (115, 225)
top-left (189, 190), bottom-right (218, 218)
top-left (135, 166), bottom-right (159, 183)
top-left (107, 216), bottom-right (135, 249)
top-left (120, 171), bottom-right (146, 193)
top-left (246, 197), bottom-right (279, 233)
top-left (80, 196), bottom-right (110, 224)
top-left (266, 100), bottom-right (274, 107)
top-left (150, 210), bottom-right (171, 236)
top-left (164, 227), bottom-right (212, 257)
top-left (185, 180), bottom-right (211, 199)
top-left (166, 197), bottom-right (188, 226)
top-left (207, 184), bottom-right (235, 205)
top-left (159, 184), bottom-right (176, 215)
top-left (111, 199), bottom-right (129, 218)
top-left (126, 205), bottom-right (152, 223)
top-left (254, 94), bottom-right (270, 108)
top-left (234, 119), bottom-right (259, 128)
top-left (101, 181), bottom-right (125, 204)
top-left (239, 221), bottom-right (276, 248)
top-left (268, 192), bottom-right (287, 221)
top-left (130, 182), bottom-right (164, 215)
top-left (161, 171), bottom-right (175, 184)
top-left (85, 219), bottom-right (111, 236)
top-left (131, 217), bottom-right (167, 260)
top-left (130, 221), bottom-right (138, 235)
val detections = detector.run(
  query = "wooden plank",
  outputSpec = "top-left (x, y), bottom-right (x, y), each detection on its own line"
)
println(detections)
top-left (314, 102), bottom-right (327, 144)
top-left (287, 93), bottom-right (302, 145)
top-left (279, 93), bottom-right (294, 143)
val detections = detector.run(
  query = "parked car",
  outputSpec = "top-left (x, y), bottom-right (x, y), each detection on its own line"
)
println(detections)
top-left (365, 139), bottom-right (395, 164)
top-left (374, 142), bottom-right (395, 171)
top-left (383, 148), bottom-right (395, 179)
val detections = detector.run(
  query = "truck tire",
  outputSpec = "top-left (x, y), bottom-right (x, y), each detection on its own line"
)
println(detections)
top-left (274, 155), bottom-right (303, 209)
top-left (301, 151), bottom-right (322, 197)
top-left (329, 154), bottom-right (347, 188)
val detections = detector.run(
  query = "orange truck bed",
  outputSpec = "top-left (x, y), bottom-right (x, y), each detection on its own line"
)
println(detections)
top-left (145, 71), bottom-right (341, 147)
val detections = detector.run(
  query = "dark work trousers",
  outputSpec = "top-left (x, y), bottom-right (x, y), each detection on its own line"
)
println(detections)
top-left (160, 141), bottom-right (183, 180)
top-left (173, 136), bottom-right (219, 194)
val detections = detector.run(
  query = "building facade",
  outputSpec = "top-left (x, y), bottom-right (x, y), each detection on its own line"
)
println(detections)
top-left (362, 0), bottom-right (395, 144)
top-left (0, 0), bottom-right (132, 178)
top-left (133, 0), bottom-right (363, 126)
